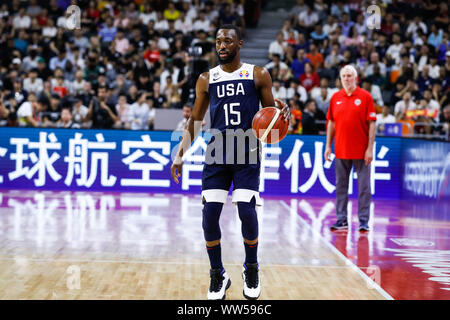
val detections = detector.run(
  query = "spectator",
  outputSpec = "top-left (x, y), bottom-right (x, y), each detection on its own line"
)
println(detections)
top-left (13, 8), bottom-right (31, 29)
top-left (72, 98), bottom-right (89, 128)
top-left (49, 49), bottom-right (68, 71)
top-left (376, 105), bottom-right (397, 133)
top-left (23, 69), bottom-right (44, 95)
top-left (305, 43), bottom-right (323, 72)
top-left (86, 85), bottom-right (118, 129)
top-left (364, 52), bottom-right (387, 77)
top-left (57, 107), bottom-right (80, 129)
top-left (130, 92), bottom-right (150, 131)
top-left (361, 78), bottom-right (384, 107)
top-left (427, 24), bottom-right (443, 48)
top-left (297, 4), bottom-right (319, 35)
top-left (286, 80), bottom-right (308, 104)
top-left (290, 49), bottom-right (310, 80)
top-left (16, 92), bottom-right (40, 127)
top-left (176, 104), bottom-right (192, 131)
top-left (99, 17), bottom-right (117, 47)
top-left (272, 79), bottom-right (287, 102)
top-left (301, 100), bottom-right (321, 135)
top-left (299, 62), bottom-right (319, 93)
top-left (314, 86), bottom-right (331, 115)
top-left (394, 92), bottom-right (416, 121)
top-left (269, 32), bottom-right (287, 61)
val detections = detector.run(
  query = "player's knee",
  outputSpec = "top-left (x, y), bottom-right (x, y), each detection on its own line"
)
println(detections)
top-left (202, 202), bottom-right (223, 241)
top-left (237, 199), bottom-right (258, 240)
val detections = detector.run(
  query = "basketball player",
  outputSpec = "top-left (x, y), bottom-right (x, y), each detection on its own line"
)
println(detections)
top-left (170, 25), bottom-right (289, 300)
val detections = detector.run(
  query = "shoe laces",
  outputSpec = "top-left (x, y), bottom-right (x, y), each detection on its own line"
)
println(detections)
top-left (209, 269), bottom-right (224, 292)
top-left (244, 263), bottom-right (259, 289)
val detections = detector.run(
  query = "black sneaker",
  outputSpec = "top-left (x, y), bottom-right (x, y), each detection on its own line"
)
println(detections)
top-left (330, 220), bottom-right (348, 230)
top-left (359, 222), bottom-right (370, 232)
top-left (207, 268), bottom-right (231, 300)
top-left (242, 263), bottom-right (260, 300)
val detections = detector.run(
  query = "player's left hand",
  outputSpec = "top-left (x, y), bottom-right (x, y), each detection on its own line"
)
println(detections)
top-left (171, 158), bottom-right (183, 184)
top-left (275, 98), bottom-right (290, 121)
top-left (364, 148), bottom-right (373, 166)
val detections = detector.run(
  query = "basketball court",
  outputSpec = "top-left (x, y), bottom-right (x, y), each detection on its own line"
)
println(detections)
top-left (2, 189), bottom-right (447, 300)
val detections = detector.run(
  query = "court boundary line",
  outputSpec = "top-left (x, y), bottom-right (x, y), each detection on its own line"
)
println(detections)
top-left (279, 200), bottom-right (394, 300)
top-left (0, 256), bottom-right (358, 269)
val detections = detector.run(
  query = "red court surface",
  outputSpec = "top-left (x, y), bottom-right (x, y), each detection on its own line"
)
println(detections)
top-left (288, 196), bottom-right (450, 300)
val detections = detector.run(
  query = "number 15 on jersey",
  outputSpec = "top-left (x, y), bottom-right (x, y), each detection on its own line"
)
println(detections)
top-left (223, 102), bottom-right (241, 126)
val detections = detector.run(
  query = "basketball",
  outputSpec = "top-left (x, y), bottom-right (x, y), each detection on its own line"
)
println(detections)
top-left (252, 107), bottom-right (289, 144)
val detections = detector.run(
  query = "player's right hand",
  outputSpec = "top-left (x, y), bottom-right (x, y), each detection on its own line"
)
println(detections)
top-left (324, 146), bottom-right (332, 162)
top-left (171, 160), bottom-right (183, 184)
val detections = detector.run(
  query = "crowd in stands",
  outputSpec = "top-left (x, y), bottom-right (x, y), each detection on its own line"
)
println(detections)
top-left (268, 0), bottom-right (449, 139)
top-left (0, 0), bottom-right (448, 140)
top-left (0, 0), bottom-right (246, 130)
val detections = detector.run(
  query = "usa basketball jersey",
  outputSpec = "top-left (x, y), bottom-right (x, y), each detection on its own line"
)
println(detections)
top-left (206, 63), bottom-right (260, 165)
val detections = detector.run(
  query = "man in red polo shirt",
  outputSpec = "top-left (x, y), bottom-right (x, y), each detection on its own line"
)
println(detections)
top-left (324, 65), bottom-right (377, 232)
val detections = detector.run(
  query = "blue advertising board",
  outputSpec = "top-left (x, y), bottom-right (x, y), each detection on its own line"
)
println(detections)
top-left (0, 127), bottom-right (408, 199)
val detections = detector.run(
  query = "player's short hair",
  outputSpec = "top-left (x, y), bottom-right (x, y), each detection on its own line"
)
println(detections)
top-left (216, 24), bottom-right (242, 40)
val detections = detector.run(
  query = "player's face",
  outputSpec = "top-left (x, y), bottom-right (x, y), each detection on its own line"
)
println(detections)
top-left (216, 29), bottom-right (241, 65)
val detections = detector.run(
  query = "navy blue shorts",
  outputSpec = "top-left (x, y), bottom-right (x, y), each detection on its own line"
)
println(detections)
top-left (201, 164), bottom-right (262, 205)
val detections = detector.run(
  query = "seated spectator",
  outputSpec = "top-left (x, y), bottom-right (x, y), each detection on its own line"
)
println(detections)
top-left (422, 89), bottom-right (441, 121)
top-left (86, 85), bottom-right (118, 129)
top-left (364, 52), bottom-right (387, 77)
top-left (130, 92), bottom-right (150, 131)
top-left (265, 54), bottom-right (289, 75)
top-left (52, 76), bottom-right (69, 98)
top-left (299, 62), bottom-right (319, 93)
top-left (176, 104), bottom-right (192, 131)
top-left (49, 49), bottom-right (67, 71)
top-left (376, 105), bottom-right (396, 132)
top-left (57, 107), bottom-right (80, 128)
top-left (361, 78), bottom-right (384, 107)
top-left (290, 49), bottom-right (310, 80)
top-left (164, 2), bottom-right (180, 22)
top-left (288, 99), bottom-right (302, 134)
top-left (394, 92), bottom-right (416, 121)
top-left (23, 69), bottom-right (44, 95)
top-left (151, 82), bottom-right (168, 109)
top-left (310, 23), bottom-right (327, 45)
top-left (416, 66), bottom-right (435, 95)
top-left (286, 80), bottom-right (308, 103)
top-left (72, 98), bottom-right (89, 128)
top-left (219, 3), bottom-right (237, 26)
top-left (16, 92), bottom-right (40, 127)
top-left (435, 104), bottom-right (450, 136)
top-left (427, 55), bottom-right (440, 79)
top-left (175, 11), bottom-right (192, 35)
top-left (272, 79), bottom-right (287, 101)
top-left (305, 43), bottom-right (323, 72)
top-left (98, 17), bottom-right (117, 47)
top-left (13, 8), bottom-right (31, 29)
top-left (297, 4), bottom-right (319, 35)
top-left (427, 23), bottom-right (443, 49)
top-left (193, 10), bottom-right (210, 36)
top-left (301, 100), bottom-right (325, 134)
top-left (268, 32), bottom-right (287, 61)
top-left (314, 86), bottom-right (331, 115)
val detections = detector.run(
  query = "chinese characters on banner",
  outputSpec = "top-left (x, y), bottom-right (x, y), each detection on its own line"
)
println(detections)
top-left (0, 128), bottom-right (397, 198)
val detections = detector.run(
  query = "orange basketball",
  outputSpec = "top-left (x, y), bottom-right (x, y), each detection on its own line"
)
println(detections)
top-left (252, 107), bottom-right (289, 144)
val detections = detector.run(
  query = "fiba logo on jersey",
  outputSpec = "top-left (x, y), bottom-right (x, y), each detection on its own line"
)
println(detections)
top-left (239, 70), bottom-right (249, 78)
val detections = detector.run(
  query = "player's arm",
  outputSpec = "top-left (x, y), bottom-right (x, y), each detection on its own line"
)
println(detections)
top-left (254, 66), bottom-right (290, 121)
top-left (170, 72), bottom-right (210, 184)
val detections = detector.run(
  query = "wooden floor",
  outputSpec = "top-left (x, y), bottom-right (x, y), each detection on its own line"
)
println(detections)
top-left (0, 190), bottom-right (388, 300)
